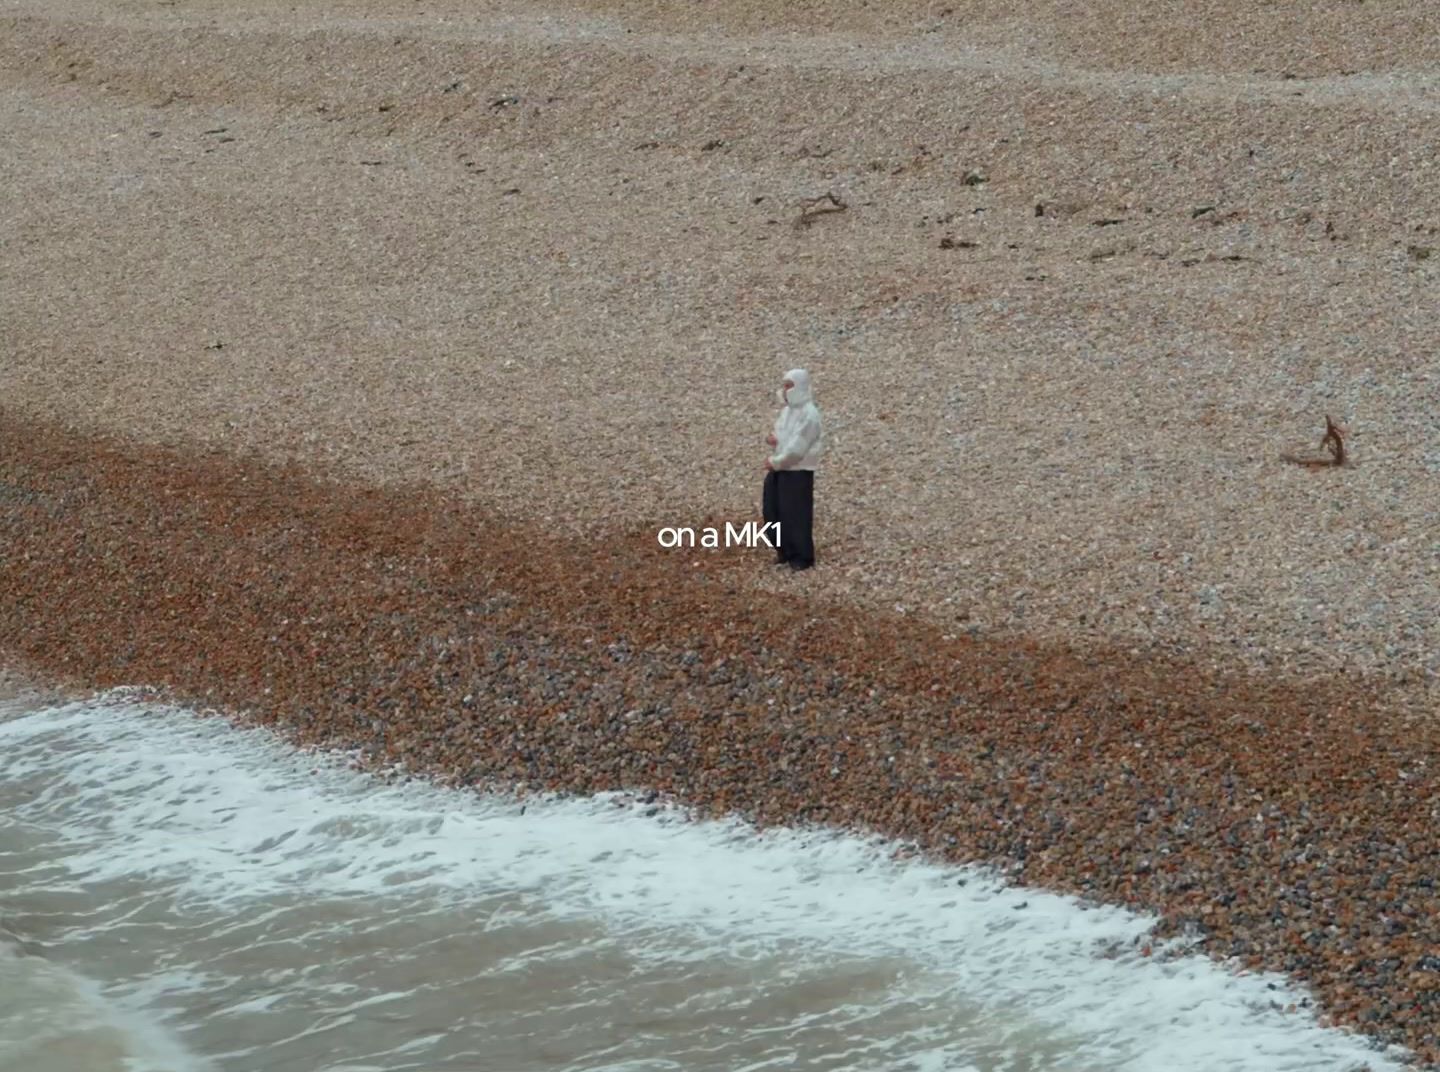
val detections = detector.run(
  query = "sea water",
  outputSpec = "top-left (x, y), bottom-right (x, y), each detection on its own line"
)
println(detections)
top-left (0, 694), bottom-right (1405, 1072)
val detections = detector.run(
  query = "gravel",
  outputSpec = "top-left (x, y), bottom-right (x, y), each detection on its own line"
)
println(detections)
top-left (3, 0), bottom-right (1440, 1064)
top-left (3, 0), bottom-right (1440, 703)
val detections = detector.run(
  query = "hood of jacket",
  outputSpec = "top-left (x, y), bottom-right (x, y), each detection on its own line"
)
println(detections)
top-left (778, 368), bottom-right (814, 408)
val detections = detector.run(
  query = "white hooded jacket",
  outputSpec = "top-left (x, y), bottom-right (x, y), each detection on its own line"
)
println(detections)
top-left (769, 368), bottom-right (823, 471)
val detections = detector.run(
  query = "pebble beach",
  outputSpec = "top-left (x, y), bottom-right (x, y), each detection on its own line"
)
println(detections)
top-left (3, 0), bottom-right (1439, 1065)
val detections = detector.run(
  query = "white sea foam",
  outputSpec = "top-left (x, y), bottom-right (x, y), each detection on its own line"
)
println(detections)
top-left (0, 696), bottom-right (1407, 1072)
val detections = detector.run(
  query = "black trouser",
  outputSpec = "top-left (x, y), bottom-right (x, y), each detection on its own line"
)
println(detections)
top-left (762, 469), bottom-right (815, 567)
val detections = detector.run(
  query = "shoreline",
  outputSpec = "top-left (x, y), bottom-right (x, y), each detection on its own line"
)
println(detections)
top-left (5, 1), bottom-right (1439, 1063)
top-left (2, 415), bottom-right (1436, 1067)
top-left (2, 696), bottom-right (1406, 1072)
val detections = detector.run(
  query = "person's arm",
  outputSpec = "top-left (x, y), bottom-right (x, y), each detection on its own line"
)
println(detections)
top-left (769, 411), bottom-right (820, 469)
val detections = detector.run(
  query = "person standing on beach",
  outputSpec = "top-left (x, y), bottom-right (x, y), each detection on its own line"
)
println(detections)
top-left (763, 368), bottom-right (823, 570)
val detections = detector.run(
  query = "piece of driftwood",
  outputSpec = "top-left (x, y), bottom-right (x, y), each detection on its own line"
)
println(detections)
top-left (1282, 414), bottom-right (1347, 468)
top-left (794, 192), bottom-right (847, 230)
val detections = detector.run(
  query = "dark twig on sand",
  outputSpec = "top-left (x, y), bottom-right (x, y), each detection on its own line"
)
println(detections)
top-left (1282, 414), bottom-right (1347, 468)
top-left (794, 192), bottom-right (847, 230)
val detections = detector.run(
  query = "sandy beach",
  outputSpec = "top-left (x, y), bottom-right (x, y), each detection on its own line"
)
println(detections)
top-left (3, 0), bottom-right (1439, 1064)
